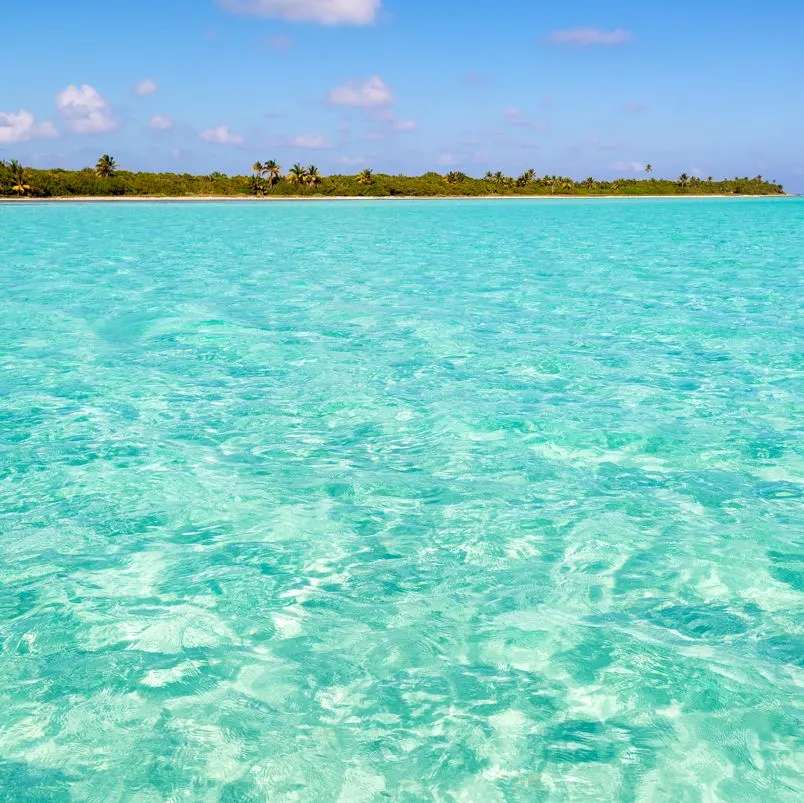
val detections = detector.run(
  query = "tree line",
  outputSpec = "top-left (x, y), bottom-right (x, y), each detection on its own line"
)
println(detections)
top-left (0, 156), bottom-right (786, 198)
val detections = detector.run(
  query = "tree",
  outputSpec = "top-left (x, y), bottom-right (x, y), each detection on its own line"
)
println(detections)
top-left (263, 160), bottom-right (282, 186)
top-left (357, 168), bottom-right (374, 185)
top-left (252, 161), bottom-right (264, 176)
top-left (287, 163), bottom-right (307, 184)
top-left (96, 154), bottom-right (117, 177)
top-left (645, 163), bottom-right (653, 175)
top-left (305, 165), bottom-right (322, 187)
top-left (445, 171), bottom-right (467, 185)
top-left (678, 173), bottom-right (689, 186)
top-left (483, 171), bottom-right (494, 182)
top-left (9, 160), bottom-right (30, 195)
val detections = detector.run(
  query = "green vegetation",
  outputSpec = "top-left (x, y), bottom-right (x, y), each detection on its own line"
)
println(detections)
top-left (0, 157), bottom-right (786, 198)
top-left (4, 160), bottom-right (31, 196)
top-left (95, 154), bottom-right (117, 178)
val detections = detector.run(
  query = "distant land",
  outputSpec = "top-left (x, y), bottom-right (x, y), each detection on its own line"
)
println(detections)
top-left (1, 157), bottom-right (786, 198)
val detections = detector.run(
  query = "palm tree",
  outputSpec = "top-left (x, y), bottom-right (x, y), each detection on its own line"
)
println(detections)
top-left (9, 160), bottom-right (30, 195)
top-left (249, 175), bottom-right (267, 197)
top-left (678, 173), bottom-right (689, 186)
top-left (645, 163), bottom-right (653, 175)
top-left (445, 171), bottom-right (467, 185)
top-left (483, 171), bottom-right (494, 182)
top-left (263, 160), bottom-right (282, 186)
top-left (96, 154), bottom-right (117, 177)
top-left (305, 165), bottom-right (321, 187)
top-left (252, 161), bottom-right (264, 176)
top-left (287, 163), bottom-right (307, 184)
top-left (357, 168), bottom-right (374, 185)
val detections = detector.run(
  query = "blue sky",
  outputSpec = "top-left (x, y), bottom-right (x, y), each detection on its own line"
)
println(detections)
top-left (2, 0), bottom-right (802, 189)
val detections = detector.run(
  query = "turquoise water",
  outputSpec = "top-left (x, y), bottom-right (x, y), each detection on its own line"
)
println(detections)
top-left (1, 198), bottom-right (802, 801)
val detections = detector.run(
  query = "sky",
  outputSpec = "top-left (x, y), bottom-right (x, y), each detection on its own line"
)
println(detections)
top-left (1, 0), bottom-right (802, 189)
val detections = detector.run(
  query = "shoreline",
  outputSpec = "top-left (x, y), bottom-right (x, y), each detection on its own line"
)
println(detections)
top-left (0, 193), bottom-right (792, 203)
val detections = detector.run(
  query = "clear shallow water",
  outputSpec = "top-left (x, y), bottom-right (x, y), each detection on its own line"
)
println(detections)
top-left (1, 198), bottom-right (802, 801)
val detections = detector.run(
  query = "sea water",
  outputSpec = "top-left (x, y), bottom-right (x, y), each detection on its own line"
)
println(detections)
top-left (1, 199), bottom-right (802, 801)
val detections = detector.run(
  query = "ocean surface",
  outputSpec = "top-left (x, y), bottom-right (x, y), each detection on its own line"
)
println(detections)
top-left (1, 198), bottom-right (802, 802)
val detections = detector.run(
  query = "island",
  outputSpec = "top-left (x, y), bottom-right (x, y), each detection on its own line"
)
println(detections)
top-left (0, 157), bottom-right (786, 198)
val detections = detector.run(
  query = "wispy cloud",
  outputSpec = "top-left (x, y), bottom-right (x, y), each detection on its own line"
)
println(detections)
top-left (339, 155), bottom-right (365, 165)
top-left (135, 78), bottom-right (158, 97)
top-left (391, 118), bottom-right (416, 132)
top-left (503, 108), bottom-right (548, 132)
top-left (200, 124), bottom-right (245, 145)
top-left (149, 115), bottom-right (173, 131)
top-left (503, 108), bottom-right (526, 125)
top-left (373, 109), bottom-right (415, 133)
top-left (613, 160), bottom-right (647, 173)
top-left (56, 84), bottom-right (117, 134)
top-left (219, 0), bottom-right (380, 25)
top-left (548, 28), bottom-right (632, 47)
top-left (289, 134), bottom-right (331, 149)
top-left (328, 76), bottom-right (394, 108)
top-left (438, 152), bottom-right (458, 166)
top-left (0, 109), bottom-right (58, 143)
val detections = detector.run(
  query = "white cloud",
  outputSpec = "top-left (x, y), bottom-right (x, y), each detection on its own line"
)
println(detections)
top-left (56, 84), bottom-right (117, 134)
top-left (0, 109), bottom-right (58, 143)
top-left (328, 76), bottom-right (393, 108)
top-left (200, 125), bottom-right (245, 144)
top-left (613, 161), bottom-right (647, 173)
top-left (549, 28), bottom-right (632, 47)
top-left (219, 0), bottom-right (379, 25)
top-left (149, 115), bottom-right (173, 131)
top-left (339, 155), bottom-right (364, 165)
top-left (392, 119), bottom-right (416, 132)
top-left (438, 153), bottom-right (458, 166)
top-left (364, 131), bottom-right (386, 141)
top-left (136, 78), bottom-right (158, 96)
top-left (289, 134), bottom-right (331, 149)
